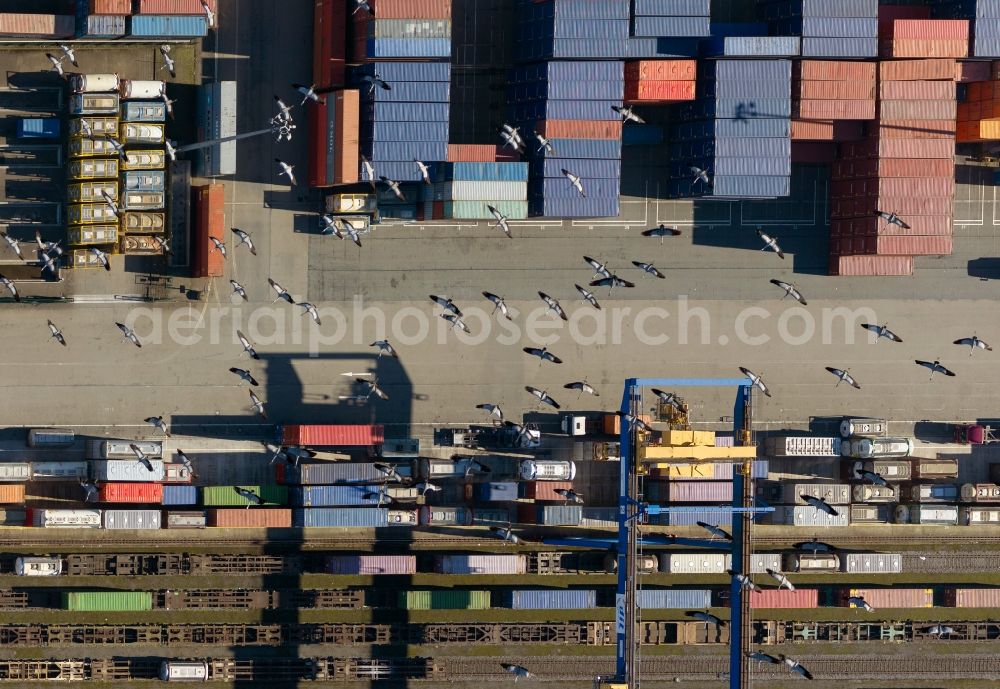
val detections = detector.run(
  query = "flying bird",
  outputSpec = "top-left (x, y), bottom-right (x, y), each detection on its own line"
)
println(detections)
top-left (90, 247), bottom-right (111, 271)
top-left (430, 294), bottom-right (463, 317)
top-left (848, 595), bottom-right (874, 612)
top-left (533, 131), bottom-right (554, 154)
top-left (825, 367), bottom-right (860, 389)
top-left (874, 209), bottom-right (910, 229)
top-left (498, 126), bottom-right (524, 153)
top-left (538, 291), bottom-right (567, 320)
top-left (861, 322), bottom-right (902, 343)
top-left (747, 651), bottom-right (781, 667)
top-left (770, 279), bottom-right (806, 306)
top-left (153, 235), bottom-right (172, 255)
top-left (144, 416), bottom-right (170, 437)
top-left (292, 82), bottom-right (324, 105)
top-left (362, 72), bottom-right (390, 93)
top-left (441, 313), bottom-right (470, 333)
top-left (632, 260), bottom-right (665, 278)
top-left (268, 278), bottom-right (295, 304)
top-left (100, 189), bottom-right (120, 217)
top-left (200, 0), bottom-right (215, 27)
top-left (697, 521), bottom-right (732, 541)
top-left (159, 85), bottom-right (175, 117)
top-left (249, 391), bottom-right (267, 420)
top-left (35, 230), bottom-right (62, 257)
top-left (275, 158), bottom-right (297, 185)
top-left (58, 44), bottom-right (78, 68)
top-left (298, 302), bottom-right (322, 325)
top-left (158, 44), bottom-right (175, 78)
top-left (689, 165), bottom-right (712, 188)
top-left (728, 570), bottom-right (761, 593)
top-left (575, 284), bottom-right (601, 310)
top-left (360, 155), bottom-right (377, 191)
top-left (487, 204), bottom-right (512, 238)
top-left (612, 104), bottom-right (645, 123)
top-left (79, 479), bottom-right (98, 503)
top-left (231, 227), bottom-right (256, 255)
top-left (343, 222), bottom-right (363, 247)
top-left (525, 386), bottom-right (560, 409)
top-left (236, 330), bottom-right (259, 360)
top-left (590, 274), bottom-right (635, 294)
top-left (79, 118), bottom-right (93, 137)
top-left (765, 568), bottom-right (794, 591)
top-left (374, 462), bottom-right (403, 482)
top-left (801, 494), bottom-right (839, 516)
top-left (490, 525), bottom-right (521, 545)
top-left (273, 95), bottom-right (293, 122)
top-left (46, 320), bottom-right (66, 346)
top-left (115, 321), bottom-right (141, 347)
top-left (353, 0), bottom-right (374, 15)
top-left (1, 232), bottom-right (23, 260)
top-left (641, 224), bottom-right (681, 243)
top-left (357, 376), bottom-right (389, 401)
top-left (916, 359), bottom-right (956, 380)
top-left (688, 611), bottom-right (725, 626)
top-left (553, 488), bottom-right (584, 504)
top-left (129, 444), bottom-right (154, 472)
top-left (584, 256), bottom-right (611, 280)
top-left (855, 468), bottom-right (887, 486)
top-left (954, 334), bottom-right (992, 355)
top-left (230, 279), bottom-right (248, 301)
top-left (413, 159), bottom-right (431, 185)
top-left (476, 403), bottom-right (503, 422)
top-left (209, 235), bottom-right (226, 258)
top-left (320, 214), bottom-right (344, 238)
top-left (45, 53), bottom-right (65, 78)
top-left (523, 346), bottom-right (563, 365)
top-left (370, 340), bottom-right (398, 358)
top-left (617, 411), bottom-right (652, 433)
top-left (779, 655), bottom-right (813, 680)
top-left (651, 388), bottom-right (683, 413)
top-left (38, 251), bottom-right (57, 275)
top-left (0, 274), bottom-right (18, 302)
top-left (564, 380), bottom-right (599, 397)
top-left (738, 367), bottom-right (771, 398)
top-left (234, 486), bottom-right (263, 508)
top-left (482, 291), bottom-right (512, 320)
top-left (176, 450), bottom-right (195, 477)
top-left (229, 367), bottom-right (259, 386)
top-left (380, 176), bottom-right (406, 201)
top-left (561, 168), bottom-right (586, 197)
top-left (757, 228), bottom-right (784, 259)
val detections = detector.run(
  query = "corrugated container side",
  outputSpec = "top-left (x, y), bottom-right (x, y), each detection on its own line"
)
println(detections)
top-left (637, 589), bottom-right (712, 609)
top-left (103, 509), bottom-right (162, 530)
top-left (947, 588), bottom-right (1000, 608)
top-left (435, 554), bottom-right (527, 575)
top-left (208, 508), bottom-right (293, 528)
top-left (63, 591), bottom-right (153, 611)
top-left (282, 424), bottom-right (385, 447)
top-left (446, 144), bottom-right (497, 162)
top-left (128, 14), bottom-right (209, 37)
top-left (135, 0), bottom-right (216, 12)
top-left (845, 553), bottom-right (902, 573)
top-left (505, 589), bottom-right (597, 609)
top-left (521, 481), bottom-right (573, 501)
top-left (878, 58), bottom-right (957, 81)
top-left (90, 0), bottom-right (132, 13)
top-left (293, 507), bottom-right (389, 527)
top-left (400, 590), bottom-right (491, 610)
top-left (324, 554), bottom-right (417, 575)
top-left (161, 485), bottom-right (198, 506)
top-left (0, 13), bottom-right (75, 38)
top-left (334, 90), bottom-right (360, 184)
top-left (98, 482), bottom-right (163, 503)
top-left (848, 588), bottom-right (933, 608)
top-left (0, 485), bottom-right (25, 504)
top-left (281, 463), bottom-right (384, 485)
top-left (750, 589), bottom-right (819, 608)
top-left (370, 0), bottom-right (452, 19)
top-left (192, 184), bottom-right (224, 278)
top-left (202, 485), bottom-right (288, 506)
top-left (667, 481), bottom-right (734, 502)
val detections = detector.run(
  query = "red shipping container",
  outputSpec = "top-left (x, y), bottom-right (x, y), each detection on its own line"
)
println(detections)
top-left (191, 184), bottom-right (224, 278)
top-left (624, 80), bottom-right (696, 102)
top-left (876, 176), bottom-right (955, 198)
top-left (0, 484), bottom-right (24, 504)
top-left (879, 80), bottom-right (956, 100)
top-left (749, 589), bottom-right (819, 609)
top-left (878, 99), bottom-right (957, 120)
top-left (134, 0), bottom-right (217, 13)
top-left (877, 158), bottom-right (954, 178)
top-left (946, 588), bottom-right (1000, 607)
top-left (794, 60), bottom-right (876, 82)
top-left (99, 483), bottom-right (163, 504)
top-left (882, 39), bottom-right (969, 59)
top-left (447, 144), bottom-right (498, 162)
top-left (790, 119), bottom-right (863, 141)
top-left (537, 119), bottom-right (623, 140)
top-left (313, 0), bottom-right (347, 89)
top-left (333, 90), bottom-right (360, 184)
top-left (624, 59), bottom-right (696, 80)
top-left (842, 137), bottom-right (954, 159)
top-left (797, 81), bottom-right (875, 100)
top-left (846, 588), bottom-right (932, 608)
top-left (89, 0), bottom-right (131, 13)
top-left (875, 119), bottom-right (957, 138)
top-left (307, 100), bottom-right (327, 188)
top-left (0, 13), bottom-right (75, 38)
top-left (956, 61), bottom-right (992, 83)
top-left (831, 158), bottom-right (878, 180)
top-left (886, 19), bottom-right (969, 40)
top-left (830, 255), bottom-right (913, 276)
top-left (877, 235), bottom-right (953, 256)
top-left (879, 58), bottom-right (957, 81)
top-left (282, 424), bottom-right (385, 447)
top-left (208, 508), bottom-right (293, 528)
top-left (791, 142), bottom-right (837, 163)
top-left (522, 481), bottom-right (573, 501)
top-left (370, 0), bottom-right (451, 18)
top-left (795, 99), bottom-right (875, 120)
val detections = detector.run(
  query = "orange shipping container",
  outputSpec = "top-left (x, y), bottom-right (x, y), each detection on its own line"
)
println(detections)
top-left (879, 80), bottom-right (956, 100)
top-left (830, 255), bottom-right (913, 276)
top-left (522, 481), bottom-right (574, 501)
top-left (876, 158), bottom-right (954, 178)
top-left (875, 118), bottom-right (956, 138)
top-left (624, 80), bottom-right (696, 102)
top-left (790, 119), bottom-right (863, 141)
top-left (886, 19), bottom-right (969, 40)
top-left (795, 99), bottom-right (875, 120)
top-left (882, 39), bottom-right (969, 59)
top-left (370, 0), bottom-right (451, 18)
top-left (447, 144), bottom-right (497, 162)
top-left (333, 90), bottom-right (359, 184)
top-left (99, 483), bottom-right (163, 504)
top-left (208, 508), bottom-right (293, 528)
top-left (794, 60), bottom-right (876, 81)
top-left (602, 413), bottom-right (651, 436)
top-left (192, 184), bottom-right (224, 278)
top-left (879, 58), bottom-right (957, 81)
top-left (134, 0), bottom-right (217, 12)
top-left (847, 588), bottom-right (932, 608)
top-left (624, 59), bottom-right (696, 81)
top-left (797, 81), bottom-right (875, 100)
top-left (89, 0), bottom-right (132, 13)
top-left (537, 119), bottom-right (623, 140)
top-left (878, 100), bottom-right (957, 120)
top-left (0, 484), bottom-right (24, 504)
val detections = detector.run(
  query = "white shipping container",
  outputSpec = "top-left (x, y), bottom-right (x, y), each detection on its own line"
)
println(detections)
top-left (435, 554), bottom-right (527, 574)
top-left (785, 483), bottom-right (851, 505)
top-left (765, 436), bottom-right (841, 456)
top-left (159, 661), bottom-right (208, 681)
top-left (0, 463), bottom-right (32, 481)
top-left (120, 80), bottom-right (165, 100)
top-left (845, 553), bottom-right (902, 573)
top-left (748, 553), bottom-right (782, 574)
top-left (659, 553), bottom-right (731, 574)
top-left (166, 511), bottom-right (207, 529)
top-left (31, 462), bottom-right (89, 481)
top-left (89, 439), bottom-right (163, 459)
top-left (72, 73), bottom-right (119, 93)
top-left (91, 460), bottom-right (165, 482)
top-left (433, 181), bottom-right (528, 202)
top-left (32, 509), bottom-right (102, 528)
top-left (103, 509), bottom-right (161, 530)
top-left (792, 505), bottom-right (850, 527)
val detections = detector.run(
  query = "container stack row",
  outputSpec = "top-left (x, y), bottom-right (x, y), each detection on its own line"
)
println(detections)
top-left (760, 0), bottom-right (878, 58)
top-left (514, 0), bottom-right (630, 61)
top-left (350, 0), bottom-right (452, 59)
top-left (793, 60), bottom-right (876, 121)
top-left (828, 55), bottom-right (958, 275)
top-left (880, 17), bottom-right (969, 58)
top-left (422, 162), bottom-right (529, 221)
top-left (74, 0), bottom-right (214, 39)
top-left (631, 0), bottom-right (711, 38)
top-left (930, 0), bottom-right (1000, 57)
top-left (958, 78), bottom-right (1000, 142)
top-left (624, 59), bottom-right (697, 104)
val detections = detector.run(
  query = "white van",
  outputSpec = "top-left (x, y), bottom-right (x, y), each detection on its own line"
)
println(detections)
top-left (71, 73), bottom-right (120, 94)
top-left (120, 80), bottom-right (165, 100)
top-left (519, 460), bottom-right (576, 481)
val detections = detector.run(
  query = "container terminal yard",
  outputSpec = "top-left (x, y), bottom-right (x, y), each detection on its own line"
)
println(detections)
top-left (4, 1), bottom-right (1000, 688)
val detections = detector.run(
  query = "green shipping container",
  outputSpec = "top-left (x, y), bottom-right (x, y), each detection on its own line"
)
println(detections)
top-left (63, 591), bottom-right (154, 612)
top-left (201, 485), bottom-right (288, 506)
top-left (399, 590), bottom-right (491, 610)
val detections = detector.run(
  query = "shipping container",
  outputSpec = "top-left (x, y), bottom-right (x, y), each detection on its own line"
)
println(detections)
top-left (878, 58), bottom-right (956, 81)
top-left (520, 504), bottom-right (583, 526)
top-left (961, 483), bottom-right (1000, 503)
top-left (847, 588), bottom-right (932, 609)
top-left (103, 509), bottom-right (161, 530)
top-left (163, 464), bottom-right (194, 484)
top-left (162, 485), bottom-right (198, 506)
top-left (659, 553), bottom-right (730, 574)
top-left (471, 507), bottom-right (514, 526)
top-left (196, 82), bottom-right (235, 177)
top-left (775, 505), bottom-right (850, 527)
top-left (282, 424), bottom-right (384, 447)
top-left (313, 0), bottom-right (346, 89)
top-left (0, 508), bottom-right (26, 526)
top-left (666, 481), bottom-right (734, 503)
top-left (293, 507), bottom-right (398, 528)
top-left (63, 591), bottom-right (153, 611)
top-left (0, 464), bottom-right (31, 482)
top-left (122, 101), bottom-right (167, 123)
top-left (399, 590), bottom-right (490, 610)
top-left (845, 553), bottom-right (902, 574)
top-left (159, 663), bottom-right (209, 682)
top-left (830, 255), bottom-right (913, 276)
top-left (961, 507), bottom-right (1000, 525)
top-left (202, 486), bottom-right (288, 507)
top-left (897, 504), bottom-right (960, 525)
top-left (850, 459), bottom-right (912, 481)
top-left (785, 552), bottom-right (841, 572)
top-left (504, 589), bottom-right (597, 609)
top-left (90, 0), bottom-right (132, 13)
top-left (191, 184), bottom-right (224, 278)
top-left (763, 436), bottom-right (841, 457)
top-left (784, 483), bottom-right (852, 505)
top-left (945, 588), bottom-right (1000, 608)
top-left (852, 484), bottom-right (899, 503)
top-left (98, 482), bottom-right (163, 504)
top-left (31, 462), bottom-right (89, 481)
top-left (89, 440), bottom-right (164, 460)
top-left (207, 508), bottom-right (293, 528)
top-left (910, 483), bottom-right (959, 503)
top-left (913, 458), bottom-right (958, 479)
top-left (123, 151), bottom-right (166, 170)
top-left (748, 553), bottom-right (783, 574)
top-left (0, 484), bottom-right (24, 504)
top-left (134, 0), bottom-right (217, 13)
top-left (91, 460), bottom-right (165, 482)
top-left (324, 555), bottom-right (417, 575)
top-left (521, 481), bottom-right (573, 501)
top-left (435, 554), bottom-right (527, 575)
top-left (840, 417), bottom-right (887, 438)
top-left (849, 503), bottom-right (891, 524)
top-left (167, 510), bottom-right (206, 528)
top-left (280, 463), bottom-right (385, 485)
top-left (637, 589), bottom-right (712, 609)
top-left (14, 556), bottom-right (62, 576)
top-left (290, 485), bottom-right (381, 507)
top-left (70, 94), bottom-right (120, 115)
top-left (0, 13), bottom-right (74, 38)
top-left (418, 505), bottom-right (473, 526)
top-left (750, 589), bottom-right (819, 609)
top-left (16, 118), bottom-right (59, 139)
top-left (129, 14), bottom-right (208, 37)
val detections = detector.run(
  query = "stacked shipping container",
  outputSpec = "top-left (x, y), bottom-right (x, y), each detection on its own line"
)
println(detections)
top-left (761, 0), bottom-right (878, 58)
top-left (880, 19), bottom-right (969, 58)
top-left (351, 0), bottom-right (452, 59)
top-left (927, 0), bottom-right (999, 57)
top-left (514, 0), bottom-right (629, 61)
top-left (957, 80), bottom-right (1000, 142)
top-left (631, 0), bottom-right (710, 39)
top-left (624, 60), bottom-right (696, 104)
top-left (425, 162), bottom-right (529, 220)
top-left (793, 61), bottom-right (876, 121)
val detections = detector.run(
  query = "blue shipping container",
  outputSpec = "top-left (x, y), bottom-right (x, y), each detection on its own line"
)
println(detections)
top-left (800, 0), bottom-right (877, 18)
top-left (475, 482), bottom-right (519, 502)
top-left (282, 463), bottom-right (383, 485)
top-left (714, 157), bottom-right (791, 177)
top-left (638, 589), bottom-right (713, 609)
top-left (129, 15), bottom-right (208, 38)
top-left (801, 17), bottom-right (877, 38)
top-left (545, 138), bottom-right (623, 158)
top-left (505, 589), bottom-right (598, 609)
top-left (634, 16), bottom-right (711, 37)
top-left (355, 62), bottom-right (451, 82)
top-left (621, 126), bottom-right (663, 146)
top-left (801, 37), bottom-right (876, 57)
top-left (541, 159), bottom-right (621, 179)
top-left (358, 80), bottom-right (450, 103)
top-left (708, 36), bottom-right (801, 57)
top-left (528, 177), bottom-right (620, 199)
top-left (293, 507), bottom-right (389, 528)
top-left (290, 485), bottom-right (382, 507)
top-left (361, 121), bottom-right (449, 142)
top-left (365, 102), bottom-right (450, 122)
top-left (16, 118), bottom-right (59, 139)
top-left (161, 485), bottom-right (198, 506)
top-left (78, 14), bottom-right (126, 39)
top-left (438, 162), bottom-right (530, 182)
top-left (364, 38), bottom-right (451, 58)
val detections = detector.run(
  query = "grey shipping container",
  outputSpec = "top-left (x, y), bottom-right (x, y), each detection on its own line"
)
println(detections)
top-left (504, 589), bottom-right (597, 609)
top-left (88, 439), bottom-right (163, 459)
top-left (659, 553), bottom-right (730, 574)
top-left (91, 460), bottom-right (165, 482)
top-left (637, 589), bottom-right (712, 609)
top-left (849, 504), bottom-right (891, 524)
top-left (845, 553), bottom-right (902, 574)
top-left (103, 509), bottom-right (162, 530)
top-left (418, 506), bottom-right (473, 526)
top-left (786, 483), bottom-right (852, 505)
top-left (435, 554), bottom-right (527, 575)
top-left (292, 507), bottom-right (389, 528)
top-left (667, 481), bottom-right (734, 502)
top-left (852, 484), bottom-right (899, 503)
top-left (324, 555), bottom-right (417, 575)
top-left (748, 553), bottom-right (783, 574)
top-left (31, 462), bottom-right (88, 481)
top-left (196, 81), bottom-right (236, 177)
top-left (771, 505), bottom-right (849, 527)
top-left (531, 504), bottom-right (583, 526)
top-left (166, 511), bottom-right (207, 528)
top-left (282, 463), bottom-right (384, 485)
top-left (764, 436), bottom-right (841, 457)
